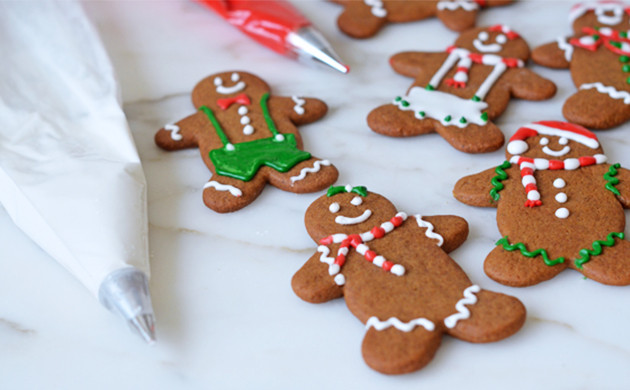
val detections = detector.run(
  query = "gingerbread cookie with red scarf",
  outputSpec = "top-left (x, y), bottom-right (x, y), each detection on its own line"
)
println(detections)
top-left (155, 71), bottom-right (338, 213)
top-left (332, 0), bottom-right (513, 39)
top-left (368, 25), bottom-right (556, 153)
top-left (454, 121), bottom-right (630, 286)
top-left (292, 185), bottom-right (525, 375)
top-left (532, 1), bottom-right (630, 129)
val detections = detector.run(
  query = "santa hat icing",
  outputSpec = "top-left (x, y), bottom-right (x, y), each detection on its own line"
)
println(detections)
top-left (569, 1), bottom-right (630, 24)
top-left (507, 121), bottom-right (600, 155)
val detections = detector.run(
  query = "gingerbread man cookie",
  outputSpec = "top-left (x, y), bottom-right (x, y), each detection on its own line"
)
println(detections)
top-left (332, 0), bottom-right (513, 39)
top-left (454, 121), bottom-right (630, 286)
top-left (368, 25), bottom-right (556, 153)
top-left (532, 1), bottom-right (630, 129)
top-left (292, 185), bottom-right (525, 375)
top-left (155, 71), bottom-right (339, 213)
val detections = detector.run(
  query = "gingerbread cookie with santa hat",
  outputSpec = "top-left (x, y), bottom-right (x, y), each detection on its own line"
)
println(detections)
top-left (292, 185), bottom-right (525, 375)
top-left (454, 120), bottom-right (630, 286)
top-left (155, 71), bottom-right (339, 213)
top-left (368, 25), bottom-right (556, 153)
top-left (332, 0), bottom-right (513, 39)
top-left (532, 1), bottom-right (630, 129)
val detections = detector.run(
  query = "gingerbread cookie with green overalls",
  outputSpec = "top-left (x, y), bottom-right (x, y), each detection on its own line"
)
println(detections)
top-left (332, 0), bottom-right (513, 39)
top-left (454, 120), bottom-right (630, 286)
top-left (155, 71), bottom-right (338, 213)
top-left (532, 1), bottom-right (630, 129)
top-left (368, 25), bottom-right (556, 153)
top-left (292, 185), bottom-right (525, 375)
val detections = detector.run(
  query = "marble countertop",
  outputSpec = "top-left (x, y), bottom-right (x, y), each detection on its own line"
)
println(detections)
top-left (2, 0), bottom-right (630, 388)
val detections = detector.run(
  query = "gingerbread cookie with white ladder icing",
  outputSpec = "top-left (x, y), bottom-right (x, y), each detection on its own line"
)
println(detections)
top-left (292, 185), bottom-right (525, 375)
top-left (155, 71), bottom-right (339, 213)
top-left (368, 25), bottom-right (556, 153)
top-left (532, 0), bottom-right (630, 129)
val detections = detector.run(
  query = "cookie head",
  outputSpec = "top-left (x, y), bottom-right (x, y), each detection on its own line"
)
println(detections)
top-left (305, 186), bottom-right (397, 241)
top-left (506, 121), bottom-right (605, 160)
top-left (191, 71), bottom-right (270, 110)
top-left (570, 1), bottom-right (630, 33)
top-left (456, 25), bottom-right (529, 60)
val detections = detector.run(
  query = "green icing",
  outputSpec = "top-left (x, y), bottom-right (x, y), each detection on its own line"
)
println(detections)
top-left (481, 112), bottom-right (489, 122)
top-left (425, 85), bottom-right (435, 91)
top-left (471, 95), bottom-right (481, 102)
top-left (459, 117), bottom-right (467, 124)
top-left (620, 55), bottom-right (630, 63)
top-left (489, 161), bottom-right (511, 202)
top-left (327, 185), bottom-right (368, 197)
top-left (418, 111), bottom-right (425, 117)
top-left (444, 115), bottom-right (452, 122)
top-left (623, 64), bottom-right (630, 72)
top-left (604, 163), bottom-right (621, 196)
top-left (574, 232), bottom-right (625, 269)
top-left (496, 236), bottom-right (565, 266)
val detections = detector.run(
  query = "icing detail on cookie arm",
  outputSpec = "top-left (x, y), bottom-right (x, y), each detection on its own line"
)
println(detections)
top-left (437, 0), bottom-right (479, 11)
top-left (443, 285), bottom-right (480, 329)
top-left (317, 245), bottom-right (346, 286)
top-left (574, 232), bottom-right (625, 269)
top-left (580, 83), bottom-right (630, 104)
top-left (164, 124), bottom-right (183, 141)
top-left (366, 316), bottom-right (435, 332)
top-left (203, 181), bottom-right (242, 197)
top-left (290, 160), bottom-right (331, 184)
top-left (489, 161), bottom-right (511, 202)
top-left (364, 0), bottom-right (387, 18)
top-left (556, 36), bottom-right (574, 62)
top-left (291, 96), bottom-right (306, 115)
top-left (414, 215), bottom-right (444, 247)
top-left (604, 163), bottom-right (622, 196)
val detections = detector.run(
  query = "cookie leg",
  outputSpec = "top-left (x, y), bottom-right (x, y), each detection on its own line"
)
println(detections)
top-left (336, 2), bottom-right (387, 39)
top-left (575, 239), bottom-right (630, 286)
top-left (446, 289), bottom-right (525, 343)
top-left (202, 174), bottom-right (265, 213)
top-left (267, 157), bottom-right (339, 193)
top-left (436, 8), bottom-right (477, 32)
top-left (484, 245), bottom-right (567, 287)
top-left (361, 326), bottom-right (442, 375)
top-left (434, 121), bottom-right (504, 154)
top-left (563, 88), bottom-right (630, 130)
top-left (367, 104), bottom-right (435, 137)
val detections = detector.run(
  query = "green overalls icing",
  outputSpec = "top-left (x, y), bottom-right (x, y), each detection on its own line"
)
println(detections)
top-left (200, 93), bottom-right (311, 181)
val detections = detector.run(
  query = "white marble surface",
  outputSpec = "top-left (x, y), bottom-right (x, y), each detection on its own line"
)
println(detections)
top-left (2, 0), bottom-right (630, 388)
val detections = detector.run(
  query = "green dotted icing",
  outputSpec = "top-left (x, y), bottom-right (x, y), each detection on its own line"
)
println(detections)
top-left (496, 236), bottom-right (565, 266)
top-left (459, 117), bottom-right (467, 124)
top-left (490, 161), bottom-right (511, 202)
top-left (444, 115), bottom-right (452, 122)
top-left (472, 95), bottom-right (481, 102)
top-left (425, 85), bottom-right (435, 91)
top-left (574, 232), bottom-right (625, 269)
top-left (480, 112), bottom-right (489, 122)
top-left (604, 163), bottom-right (621, 196)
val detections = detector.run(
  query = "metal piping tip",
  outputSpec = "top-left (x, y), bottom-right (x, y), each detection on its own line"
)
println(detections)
top-left (286, 27), bottom-right (350, 74)
top-left (129, 313), bottom-right (156, 345)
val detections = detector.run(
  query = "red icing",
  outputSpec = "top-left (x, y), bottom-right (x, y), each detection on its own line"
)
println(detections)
top-left (549, 160), bottom-right (563, 170)
top-left (371, 226), bottom-right (385, 239)
top-left (580, 156), bottom-right (596, 166)
top-left (382, 261), bottom-right (393, 272)
top-left (525, 183), bottom-right (537, 192)
top-left (521, 167), bottom-right (534, 177)
top-left (365, 250), bottom-right (376, 262)
top-left (525, 199), bottom-right (542, 208)
top-left (216, 93), bottom-right (251, 110)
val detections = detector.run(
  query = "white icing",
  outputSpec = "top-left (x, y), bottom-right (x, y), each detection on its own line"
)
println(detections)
top-left (164, 124), bottom-right (182, 141)
top-left (496, 34), bottom-right (507, 44)
top-left (533, 159), bottom-right (549, 170)
top-left (553, 178), bottom-right (566, 188)
top-left (231, 72), bottom-right (240, 82)
top-left (213, 77), bottom-right (221, 86)
top-left (569, 2), bottom-right (627, 25)
top-left (559, 137), bottom-right (569, 145)
top-left (580, 82), bottom-right (630, 105)
top-left (527, 191), bottom-right (540, 201)
top-left (555, 207), bottom-right (570, 219)
top-left (351, 196), bottom-right (363, 206)
top-left (436, 0), bottom-right (479, 11)
top-left (555, 192), bottom-right (568, 203)
top-left (564, 158), bottom-right (580, 170)
top-left (394, 87), bottom-right (488, 128)
top-left (366, 316), bottom-right (435, 332)
top-left (540, 137), bottom-right (549, 146)
top-left (473, 39), bottom-right (502, 53)
top-left (215, 75), bottom-right (246, 95)
top-left (225, 143), bottom-right (235, 151)
top-left (390, 264), bottom-right (405, 276)
top-left (443, 285), bottom-right (480, 329)
top-left (522, 176), bottom-right (536, 186)
top-left (238, 106), bottom-right (248, 115)
top-left (317, 246), bottom-right (345, 286)
top-left (595, 5), bottom-right (624, 25)
top-left (344, 184), bottom-right (353, 192)
top-left (475, 61), bottom-right (508, 100)
top-left (521, 123), bottom-right (600, 148)
top-left (289, 160), bottom-right (331, 184)
top-left (543, 145), bottom-right (571, 157)
top-left (429, 48), bottom-right (464, 88)
top-left (595, 154), bottom-right (608, 164)
top-left (556, 36), bottom-right (574, 62)
top-left (274, 134), bottom-right (285, 141)
top-left (414, 215), bottom-right (444, 247)
top-left (507, 140), bottom-right (528, 155)
top-left (203, 181), bottom-right (242, 197)
top-left (329, 202), bottom-right (340, 213)
top-left (291, 96), bottom-right (306, 115)
top-left (364, 0), bottom-right (387, 17)
top-left (240, 116), bottom-right (250, 125)
top-left (478, 31), bottom-right (489, 41)
top-left (335, 209), bottom-right (372, 225)
top-left (243, 125), bottom-right (254, 135)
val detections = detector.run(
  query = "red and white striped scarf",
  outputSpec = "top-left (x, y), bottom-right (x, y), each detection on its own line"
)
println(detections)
top-left (444, 46), bottom-right (524, 88)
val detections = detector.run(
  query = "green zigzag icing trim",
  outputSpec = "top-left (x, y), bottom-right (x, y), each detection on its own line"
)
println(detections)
top-left (496, 236), bottom-right (565, 266)
top-left (574, 232), bottom-right (625, 269)
top-left (604, 163), bottom-right (621, 196)
top-left (490, 161), bottom-right (511, 202)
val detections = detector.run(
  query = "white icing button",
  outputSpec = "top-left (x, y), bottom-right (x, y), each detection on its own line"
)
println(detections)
top-left (553, 178), bottom-right (566, 188)
top-left (243, 125), bottom-right (254, 135)
top-left (240, 116), bottom-right (250, 125)
top-left (329, 202), bottom-right (340, 213)
top-left (238, 106), bottom-right (248, 115)
top-left (555, 193), bottom-right (567, 203)
top-left (555, 207), bottom-right (570, 219)
top-left (225, 143), bottom-right (235, 151)
top-left (275, 134), bottom-right (285, 141)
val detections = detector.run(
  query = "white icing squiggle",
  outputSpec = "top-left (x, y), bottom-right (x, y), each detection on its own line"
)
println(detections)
top-left (366, 316), bottom-right (435, 332)
top-left (203, 181), bottom-right (242, 197)
top-left (291, 96), bottom-right (306, 115)
top-left (364, 0), bottom-right (387, 18)
top-left (164, 124), bottom-right (182, 141)
top-left (437, 0), bottom-right (479, 11)
top-left (290, 160), bottom-right (331, 184)
top-left (414, 215), bottom-right (444, 247)
top-left (556, 36), bottom-right (574, 62)
top-left (318, 245), bottom-right (346, 285)
top-left (580, 82), bottom-right (630, 104)
top-left (443, 285), bottom-right (480, 329)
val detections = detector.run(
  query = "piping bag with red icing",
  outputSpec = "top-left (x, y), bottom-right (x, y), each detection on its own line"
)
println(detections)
top-left (0, 2), bottom-right (156, 343)
top-left (198, 0), bottom-right (350, 73)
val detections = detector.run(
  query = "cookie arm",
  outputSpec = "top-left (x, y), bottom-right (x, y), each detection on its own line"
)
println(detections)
top-left (453, 165), bottom-right (510, 208)
top-left (604, 164), bottom-right (630, 208)
top-left (418, 215), bottom-right (469, 253)
top-left (531, 38), bottom-right (575, 69)
top-left (505, 68), bottom-right (557, 101)
top-left (269, 96), bottom-right (328, 126)
top-left (389, 51), bottom-right (449, 78)
top-left (292, 249), bottom-right (344, 304)
top-left (154, 112), bottom-right (201, 151)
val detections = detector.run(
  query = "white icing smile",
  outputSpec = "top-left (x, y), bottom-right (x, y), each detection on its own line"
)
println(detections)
top-left (335, 209), bottom-right (372, 225)
top-left (543, 145), bottom-right (571, 157)
top-left (214, 73), bottom-right (246, 95)
top-left (473, 31), bottom-right (504, 53)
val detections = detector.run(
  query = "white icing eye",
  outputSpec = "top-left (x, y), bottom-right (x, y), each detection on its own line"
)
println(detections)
top-left (559, 137), bottom-right (569, 145)
top-left (231, 73), bottom-right (240, 82)
top-left (496, 34), bottom-right (507, 44)
top-left (329, 202), bottom-right (340, 213)
top-left (238, 106), bottom-right (248, 115)
top-left (478, 31), bottom-right (489, 41)
top-left (350, 196), bottom-right (363, 206)
top-left (214, 77), bottom-right (222, 86)
top-left (539, 137), bottom-right (549, 146)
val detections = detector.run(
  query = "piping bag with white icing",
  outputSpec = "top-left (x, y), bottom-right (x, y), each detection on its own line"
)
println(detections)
top-left (0, 1), bottom-right (156, 343)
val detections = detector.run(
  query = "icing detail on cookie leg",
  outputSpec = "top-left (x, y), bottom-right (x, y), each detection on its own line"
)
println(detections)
top-left (164, 124), bottom-right (183, 141)
top-left (443, 285), bottom-right (480, 329)
top-left (414, 215), bottom-right (444, 247)
top-left (437, 0), bottom-right (479, 12)
top-left (203, 181), bottom-right (243, 197)
top-left (556, 36), bottom-right (574, 62)
top-left (291, 96), bottom-right (306, 115)
top-left (364, 0), bottom-right (387, 18)
top-left (579, 82), bottom-right (630, 104)
top-left (290, 160), bottom-right (331, 184)
top-left (574, 232), bottom-right (625, 269)
top-left (496, 236), bottom-right (565, 266)
top-left (366, 316), bottom-right (435, 332)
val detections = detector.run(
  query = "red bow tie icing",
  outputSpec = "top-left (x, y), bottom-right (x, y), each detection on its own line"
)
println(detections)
top-left (216, 93), bottom-right (251, 110)
top-left (570, 27), bottom-right (630, 55)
